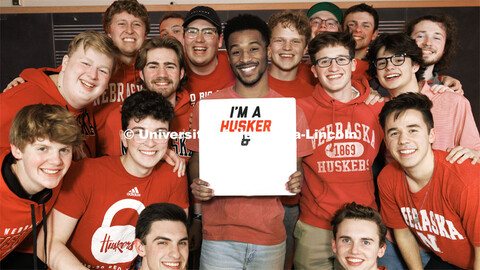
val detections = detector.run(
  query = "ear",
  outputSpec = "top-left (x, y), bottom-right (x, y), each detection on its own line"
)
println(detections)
top-left (267, 45), bottom-right (272, 60)
top-left (331, 237), bottom-right (337, 254)
top-left (10, 144), bottom-right (23, 160)
top-left (61, 55), bottom-right (70, 72)
top-left (218, 34), bottom-right (224, 49)
top-left (428, 128), bottom-right (435, 144)
top-left (372, 29), bottom-right (379, 41)
top-left (180, 67), bottom-right (185, 82)
top-left (412, 62), bottom-right (420, 74)
top-left (311, 65), bottom-right (318, 78)
top-left (120, 129), bottom-right (128, 148)
top-left (351, 57), bottom-right (357, 72)
top-left (134, 238), bottom-right (146, 257)
top-left (139, 70), bottom-right (145, 82)
top-left (377, 242), bottom-right (386, 258)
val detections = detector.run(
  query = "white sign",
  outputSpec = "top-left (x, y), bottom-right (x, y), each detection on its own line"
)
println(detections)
top-left (199, 98), bottom-right (297, 196)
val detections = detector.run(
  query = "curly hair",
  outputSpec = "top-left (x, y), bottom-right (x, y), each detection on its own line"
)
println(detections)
top-left (268, 10), bottom-right (311, 46)
top-left (103, 0), bottom-right (150, 35)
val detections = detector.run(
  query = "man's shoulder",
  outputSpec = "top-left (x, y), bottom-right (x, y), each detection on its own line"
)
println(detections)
top-left (378, 161), bottom-right (402, 186)
top-left (434, 150), bottom-right (480, 183)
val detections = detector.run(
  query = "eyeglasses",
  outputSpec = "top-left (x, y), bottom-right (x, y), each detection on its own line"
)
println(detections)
top-left (309, 18), bottom-right (339, 30)
top-left (184, 27), bottom-right (217, 40)
top-left (160, 25), bottom-right (183, 37)
top-left (315, 55), bottom-right (353, 68)
top-left (128, 129), bottom-right (169, 144)
top-left (374, 53), bottom-right (407, 70)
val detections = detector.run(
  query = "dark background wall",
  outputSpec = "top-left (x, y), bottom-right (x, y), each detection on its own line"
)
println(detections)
top-left (1, 7), bottom-right (479, 128)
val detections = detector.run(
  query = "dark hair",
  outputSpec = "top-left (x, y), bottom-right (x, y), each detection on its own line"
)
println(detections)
top-left (343, 3), bottom-right (379, 31)
top-left (404, 13), bottom-right (457, 73)
top-left (308, 31), bottom-right (356, 64)
top-left (223, 14), bottom-right (270, 50)
top-left (378, 92), bottom-right (434, 132)
top-left (103, 0), bottom-right (150, 35)
top-left (121, 91), bottom-right (174, 130)
top-left (367, 33), bottom-right (425, 81)
top-left (135, 203), bottom-right (188, 244)
top-left (160, 12), bottom-right (184, 25)
top-left (135, 36), bottom-right (186, 87)
top-left (331, 202), bottom-right (387, 247)
top-left (268, 10), bottom-right (311, 46)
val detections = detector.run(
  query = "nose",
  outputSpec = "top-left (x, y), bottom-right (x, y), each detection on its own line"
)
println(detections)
top-left (398, 131), bottom-right (409, 145)
top-left (328, 59), bottom-right (340, 71)
top-left (350, 241), bottom-right (360, 254)
top-left (284, 41), bottom-right (292, 50)
top-left (49, 151), bottom-right (63, 166)
top-left (385, 59), bottom-right (396, 70)
top-left (126, 23), bottom-right (133, 34)
top-left (87, 67), bottom-right (99, 80)
top-left (158, 66), bottom-right (168, 77)
top-left (240, 50), bottom-right (251, 63)
top-left (168, 244), bottom-right (181, 259)
top-left (195, 31), bottom-right (205, 42)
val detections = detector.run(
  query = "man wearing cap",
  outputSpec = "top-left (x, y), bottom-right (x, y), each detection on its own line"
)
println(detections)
top-left (182, 6), bottom-right (235, 106)
top-left (307, 2), bottom-right (343, 40)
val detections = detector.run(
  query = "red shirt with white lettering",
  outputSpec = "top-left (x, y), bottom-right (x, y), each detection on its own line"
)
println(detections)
top-left (379, 150), bottom-right (479, 269)
top-left (297, 78), bottom-right (384, 230)
top-left (185, 50), bottom-right (235, 106)
top-left (53, 156), bottom-right (188, 269)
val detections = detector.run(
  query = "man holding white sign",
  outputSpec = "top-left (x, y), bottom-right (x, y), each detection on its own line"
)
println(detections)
top-left (187, 14), bottom-right (312, 269)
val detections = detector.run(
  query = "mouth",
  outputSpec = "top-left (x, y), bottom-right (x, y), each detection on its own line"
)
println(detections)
top-left (399, 148), bottom-right (417, 157)
top-left (122, 37), bottom-right (136, 43)
top-left (346, 257), bottom-right (364, 266)
top-left (353, 36), bottom-right (363, 40)
top-left (162, 261), bottom-right (182, 269)
top-left (237, 63), bottom-right (258, 75)
top-left (385, 74), bottom-right (400, 80)
top-left (41, 168), bottom-right (61, 175)
top-left (80, 79), bottom-right (95, 89)
top-left (279, 53), bottom-right (294, 58)
top-left (193, 47), bottom-right (207, 53)
top-left (139, 150), bottom-right (157, 156)
top-left (326, 74), bottom-right (342, 80)
top-left (152, 77), bottom-right (173, 87)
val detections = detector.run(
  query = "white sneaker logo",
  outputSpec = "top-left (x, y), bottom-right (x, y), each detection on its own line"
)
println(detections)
top-left (126, 187), bottom-right (141, 197)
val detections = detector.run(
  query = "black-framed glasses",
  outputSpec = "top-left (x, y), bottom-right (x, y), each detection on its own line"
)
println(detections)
top-left (309, 18), bottom-right (339, 29)
top-left (315, 55), bottom-right (353, 68)
top-left (374, 53), bottom-right (407, 70)
top-left (184, 27), bottom-right (217, 40)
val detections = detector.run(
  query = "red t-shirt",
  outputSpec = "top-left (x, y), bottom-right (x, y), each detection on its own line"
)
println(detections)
top-left (352, 58), bottom-right (372, 81)
top-left (184, 50), bottom-right (235, 106)
top-left (53, 156), bottom-right (188, 269)
top-left (186, 86), bottom-right (312, 245)
top-left (379, 150), bottom-right (479, 269)
top-left (297, 78), bottom-right (384, 230)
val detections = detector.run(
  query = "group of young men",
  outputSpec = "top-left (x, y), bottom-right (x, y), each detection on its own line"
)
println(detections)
top-left (0, 0), bottom-right (478, 270)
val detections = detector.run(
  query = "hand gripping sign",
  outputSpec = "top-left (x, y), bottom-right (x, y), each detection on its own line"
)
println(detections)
top-left (91, 199), bottom-right (145, 263)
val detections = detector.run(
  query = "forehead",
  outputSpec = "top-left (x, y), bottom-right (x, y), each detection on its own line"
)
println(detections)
top-left (385, 109), bottom-right (428, 129)
top-left (413, 20), bottom-right (446, 35)
top-left (316, 45), bottom-right (349, 57)
top-left (376, 46), bottom-right (399, 57)
top-left (337, 218), bottom-right (379, 241)
top-left (271, 24), bottom-right (302, 38)
top-left (128, 116), bottom-right (169, 129)
top-left (311, 10), bottom-right (336, 20)
top-left (146, 47), bottom-right (179, 64)
top-left (112, 11), bottom-right (144, 22)
top-left (186, 18), bottom-right (215, 28)
top-left (146, 220), bottom-right (188, 241)
top-left (344, 11), bottom-right (375, 24)
top-left (160, 17), bottom-right (184, 29)
top-left (229, 29), bottom-right (265, 46)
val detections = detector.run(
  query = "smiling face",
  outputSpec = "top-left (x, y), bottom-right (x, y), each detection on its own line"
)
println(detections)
top-left (108, 11), bottom-right (147, 57)
top-left (332, 219), bottom-right (386, 270)
top-left (135, 220), bottom-right (188, 270)
top-left (60, 47), bottom-right (114, 109)
top-left (159, 18), bottom-right (185, 46)
top-left (309, 10), bottom-right (340, 39)
top-left (344, 12), bottom-right (378, 52)
top-left (311, 45), bottom-right (356, 95)
top-left (11, 138), bottom-right (73, 195)
top-left (268, 24), bottom-right (306, 74)
top-left (384, 109), bottom-right (435, 171)
top-left (410, 20), bottom-right (446, 66)
top-left (228, 29), bottom-right (268, 87)
top-left (183, 19), bottom-right (221, 70)
top-left (375, 47), bottom-right (419, 96)
top-left (140, 48), bottom-right (184, 104)
top-left (120, 116), bottom-right (169, 176)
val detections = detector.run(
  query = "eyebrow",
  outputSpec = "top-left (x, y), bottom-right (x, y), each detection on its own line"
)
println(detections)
top-left (146, 61), bottom-right (178, 67)
top-left (152, 236), bottom-right (189, 242)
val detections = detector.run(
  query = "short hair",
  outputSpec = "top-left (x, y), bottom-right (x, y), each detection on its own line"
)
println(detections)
top-left (102, 0), bottom-right (150, 35)
top-left (159, 12), bottom-right (184, 25)
top-left (223, 14), bottom-right (271, 50)
top-left (404, 13), bottom-right (458, 73)
top-left (9, 104), bottom-right (84, 152)
top-left (268, 10), bottom-right (311, 46)
top-left (67, 30), bottom-right (118, 63)
top-left (343, 3), bottom-right (379, 31)
top-left (308, 31), bottom-right (356, 64)
top-left (135, 36), bottom-right (186, 87)
top-left (367, 33), bottom-right (425, 81)
top-left (378, 92), bottom-right (434, 132)
top-left (121, 91), bottom-right (175, 131)
top-left (331, 202), bottom-right (387, 247)
top-left (136, 203), bottom-right (188, 244)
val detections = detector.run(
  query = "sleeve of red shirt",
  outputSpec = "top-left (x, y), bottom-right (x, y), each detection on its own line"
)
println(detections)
top-left (378, 164), bottom-right (408, 229)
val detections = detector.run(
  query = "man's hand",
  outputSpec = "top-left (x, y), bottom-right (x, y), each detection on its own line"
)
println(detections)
top-left (3, 77), bottom-right (25, 91)
top-left (286, 170), bottom-right (303, 194)
top-left (446, 146), bottom-right (480, 164)
top-left (441, 75), bottom-right (463, 94)
top-left (364, 88), bottom-right (384, 105)
top-left (430, 84), bottom-right (454, 94)
top-left (191, 178), bottom-right (214, 201)
top-left (163, 149), bottom-right (186, 177)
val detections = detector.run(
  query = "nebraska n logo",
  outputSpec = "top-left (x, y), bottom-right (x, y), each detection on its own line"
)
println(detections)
top-left (126, 187), bottom-right (141, 197)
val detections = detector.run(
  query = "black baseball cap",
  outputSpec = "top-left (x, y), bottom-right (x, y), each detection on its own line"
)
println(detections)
top-left (183, 6), bottom-right (222, 34)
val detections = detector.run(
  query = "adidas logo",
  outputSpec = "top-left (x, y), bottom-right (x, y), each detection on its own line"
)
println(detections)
top-left (126, 187), bottom-right (141, 197)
